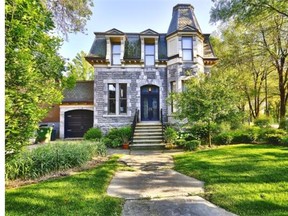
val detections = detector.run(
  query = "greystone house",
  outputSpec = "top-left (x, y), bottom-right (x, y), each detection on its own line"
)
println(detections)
top-left (56, 4), bottom-right (217, 147)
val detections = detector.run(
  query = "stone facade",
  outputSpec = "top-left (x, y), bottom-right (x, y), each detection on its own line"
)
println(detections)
top-left (94, 67), bottom-right (167, 133)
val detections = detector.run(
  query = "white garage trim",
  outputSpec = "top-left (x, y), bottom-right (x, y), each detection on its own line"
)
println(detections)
top-left (59, 105), bottom-right (94, 139)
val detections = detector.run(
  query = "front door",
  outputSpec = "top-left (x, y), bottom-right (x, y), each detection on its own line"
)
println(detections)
top-left (141, 85), bottom-right (159, 121)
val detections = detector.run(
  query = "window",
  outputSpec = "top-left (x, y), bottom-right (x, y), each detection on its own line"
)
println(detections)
top-left (145, 44), bottom-right (155, 66)
top-left (170, 81), bottom-right (177, 113)
top-left (112, 44), bottom-right (121, 65)
top-left (108, 84), bottom-right (116, 114)
top-left (182, 37), bottom-right (193, 61)
top-left (108, 83), bottom-right (127, 115)
top-left (119, 84), bottom-right (127, 114)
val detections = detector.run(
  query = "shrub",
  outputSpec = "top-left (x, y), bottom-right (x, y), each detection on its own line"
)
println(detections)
top-left (259, 128), bottom-right (287, 141)
top-left (104, 126), bottom-right (132, 148)
top-left (5, 141), bottom-right (107, 180)
top-left (281, 136), bottom-right (288, 146)
top-left (175, 139), bottom-right (186, 147)
top-left (213, 132), bottom-right (233, 145)
top-left (265, 134), bottom-right (284, 145)
top-left (84, 128), bottom-right (102, 140)
top-left (164, 127), bottom-right (178, 144)
top-left (187, 121), bottom-right (218, 144)
top-left (231, 127), bottom-right (260, 144)
top-left (254, 116), bottom-right (271, 128)
top-left (184, 140), bottom-right (201, 151)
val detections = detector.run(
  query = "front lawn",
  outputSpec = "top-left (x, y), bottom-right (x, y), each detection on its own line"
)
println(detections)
top-left (173, 144), bottom-right (288, 216)
top-left (5, 156), bottom-right (123, 216)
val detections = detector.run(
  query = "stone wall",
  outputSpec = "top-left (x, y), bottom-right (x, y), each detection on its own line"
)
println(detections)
top-left (94, 67), bottom-right (167, 133)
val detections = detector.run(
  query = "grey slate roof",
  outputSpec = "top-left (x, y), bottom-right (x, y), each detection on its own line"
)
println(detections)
top-left (167, 4), bottom-right (202, 35)
top-left (63, 81), bottom-right (94, 103)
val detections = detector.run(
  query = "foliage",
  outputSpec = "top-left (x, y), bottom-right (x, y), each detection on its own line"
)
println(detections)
top-left (210, 1), bottom-right (288, 124)
top-left (258, 128), bottom-right (287, 141)
top-left (6, 156), bottom-right (123, 215)
top-left (103, 126), bottom-right (132, 147)
top-left (210, 0), bottom-right (288, 23)
top-left (66, 51), bottom-right (94, 80)
top-left (213, 132), bottom-right (233, 145)
top-left (84, 128), bottom-right (102, 140)
top-left (169, 75), bottom-right (243, 146)
top-left (41, 0), bottom-right (94, 37)
top-left (174, 144), bottom-right (288, 216)
top-left (183, 140), bottom-right (201, 151)
top-left (5, 141), bottom-right (107, 180)
top-left (254, 116), bottom-right (272, 128)
top-left (281, 136), bottom-right (288, 146)
top-left (164, 127), bottom-right (178, 144)
top-left (265, 133), bottom-right (284, 145)
top-left (5, 0), bottom-right (66, 160)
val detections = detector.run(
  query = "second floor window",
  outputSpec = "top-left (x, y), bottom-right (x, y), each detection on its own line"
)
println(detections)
top-left (112, 44), bottom-right (121, 65)
top-left (182, 37), bottom-right (193, 61)
top-left (145, 44), bottom-right (155, 66)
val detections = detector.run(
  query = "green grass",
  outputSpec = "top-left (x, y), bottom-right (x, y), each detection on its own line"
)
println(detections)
top-left (5, 156), bottom-right (124, 216)
top-left (173, 144), bottom-right (288, 216)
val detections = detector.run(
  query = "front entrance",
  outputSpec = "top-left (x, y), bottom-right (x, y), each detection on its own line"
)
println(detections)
top-left (141, 85), bottom-right (159, 121)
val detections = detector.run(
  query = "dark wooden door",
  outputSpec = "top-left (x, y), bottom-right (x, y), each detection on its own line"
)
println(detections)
top-left (141, 85), bottom-right (159, 121)
top-left (64, 110), bottom-right (93, 138)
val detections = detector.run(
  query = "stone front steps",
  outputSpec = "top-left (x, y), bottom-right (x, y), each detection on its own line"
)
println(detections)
top-left (130, 122), bottom-right (165, 150)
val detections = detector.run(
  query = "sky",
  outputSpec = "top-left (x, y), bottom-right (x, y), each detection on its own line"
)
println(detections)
top-left (59, 0), bottom-right (218, 61)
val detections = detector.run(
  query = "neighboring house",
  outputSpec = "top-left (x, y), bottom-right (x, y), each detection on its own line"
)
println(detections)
top-left (43, 4), bottom-right (217, 139)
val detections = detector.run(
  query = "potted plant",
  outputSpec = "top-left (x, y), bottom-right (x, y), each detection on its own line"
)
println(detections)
top-left (119, 126), bottom-right (132, 149)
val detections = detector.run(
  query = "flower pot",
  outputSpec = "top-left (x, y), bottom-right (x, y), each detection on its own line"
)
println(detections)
top-left (122, 143), bottom-right (129, 149)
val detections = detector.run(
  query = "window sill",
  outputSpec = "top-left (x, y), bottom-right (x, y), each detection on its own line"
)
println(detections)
top-left (103, 114), bottom-right (131, 117)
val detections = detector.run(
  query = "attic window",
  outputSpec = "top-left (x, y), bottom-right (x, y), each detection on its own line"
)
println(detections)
top-left (145, 44), bottom-right (155, 66)
top-left (182, 37), bottom-right (193, 61)
top-left (112, 43), bottom-right (121, 65)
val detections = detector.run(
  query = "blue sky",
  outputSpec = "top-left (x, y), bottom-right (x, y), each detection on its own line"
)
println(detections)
top-left (59, 0), bottom-right (217, 61)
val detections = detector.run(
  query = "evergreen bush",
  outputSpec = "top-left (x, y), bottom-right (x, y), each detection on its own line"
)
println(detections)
top-left (83, 128), bottom-right (102, 140)
top-left (184, 140), bottom-right (201, 151)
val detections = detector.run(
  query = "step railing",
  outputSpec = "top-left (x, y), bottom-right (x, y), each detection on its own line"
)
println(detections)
top-left (160, 108), bottom-right (164, 142)
top-left (130, 108), bottom-right (139, 144)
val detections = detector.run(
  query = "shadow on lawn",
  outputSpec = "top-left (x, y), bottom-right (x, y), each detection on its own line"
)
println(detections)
top-left (5, 159), bottom-right (123, 216)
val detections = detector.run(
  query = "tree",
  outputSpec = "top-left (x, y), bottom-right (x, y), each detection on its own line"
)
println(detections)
top-left (210, 0), bottom-right (288, 23)
top-left (41, 0), bottom-right (94, 37)
top-left (66, 51), bottom-right (94, 80)
top-left (210, 1), bottom-right (288, 126)
top-left (171, 75), bottom-right (242, 146)
top-left (211, 24), bottom-right (276, 120)
top-left (5, 0), bottom-right (65, 159)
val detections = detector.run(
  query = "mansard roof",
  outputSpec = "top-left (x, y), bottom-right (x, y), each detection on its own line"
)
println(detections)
top-left (86, 31), bottom-right (167, 63)
top-left (167, 4), bottom-right (202, 36)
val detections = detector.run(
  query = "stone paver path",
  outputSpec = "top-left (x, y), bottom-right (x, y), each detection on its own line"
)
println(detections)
top-left (107, 150), bottom-right (237, 216)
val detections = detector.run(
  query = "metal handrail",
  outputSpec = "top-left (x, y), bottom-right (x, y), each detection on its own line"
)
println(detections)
top-left (160, 108), bottom-right (164, 142)
top-left (130, 108), bottom-right (139, 144)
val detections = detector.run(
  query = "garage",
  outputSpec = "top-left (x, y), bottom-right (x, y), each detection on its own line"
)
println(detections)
top-left (64, 110), bottom-right (93, 138)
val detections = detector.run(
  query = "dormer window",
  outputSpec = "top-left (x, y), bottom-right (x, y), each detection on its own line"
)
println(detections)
top-left (112, 43), bottom-right (121, 65)
top-left (182, 37), bottom-right (193, 61)
top-left (145, 44), bottom-right (155, 66)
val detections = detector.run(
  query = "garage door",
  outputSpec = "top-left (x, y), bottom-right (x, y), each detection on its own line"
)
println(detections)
top-left (64, 110), bottom-right (93, 138)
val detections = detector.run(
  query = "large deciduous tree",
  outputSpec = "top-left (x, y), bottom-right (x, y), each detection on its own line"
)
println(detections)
top-left (5, 0), bottom-right (65, 159)
top-left (41, 0), bottom-right (94, 37)
top-left (210, 0), bottom-right (288, 126)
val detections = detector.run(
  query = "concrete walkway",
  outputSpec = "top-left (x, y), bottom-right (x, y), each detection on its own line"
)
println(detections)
top-left (107, 149), bottom-right (237, 216)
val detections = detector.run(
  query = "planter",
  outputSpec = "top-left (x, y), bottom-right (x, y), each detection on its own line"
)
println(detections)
top-left (122, 143), bottom-right (129, 149)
